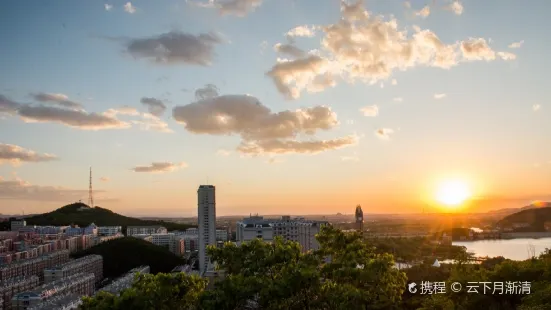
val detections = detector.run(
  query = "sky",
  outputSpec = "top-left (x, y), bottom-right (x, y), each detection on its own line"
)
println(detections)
top-left (0, 0), bottom-right (550, 217)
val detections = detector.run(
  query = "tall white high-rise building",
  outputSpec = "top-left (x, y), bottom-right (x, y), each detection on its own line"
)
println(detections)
top-left (198, 185), bottom-right (216, 274)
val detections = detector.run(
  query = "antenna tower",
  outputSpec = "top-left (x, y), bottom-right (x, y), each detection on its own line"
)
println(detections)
top-left (88, 167), bottom-right (94, 207)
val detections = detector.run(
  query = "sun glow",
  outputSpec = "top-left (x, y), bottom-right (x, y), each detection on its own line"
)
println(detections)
top-left (435, 179), bottom-right (472, 207)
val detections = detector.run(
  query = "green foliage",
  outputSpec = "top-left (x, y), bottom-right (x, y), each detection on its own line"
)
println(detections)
top-left (25, 202), bottom-right (194, 231)
top-left (80, 273), bottom-right (207, 310)
top-left (71, 237), bottom-right (186, 278)
top-left (367, 236), bottom-right (470, 262)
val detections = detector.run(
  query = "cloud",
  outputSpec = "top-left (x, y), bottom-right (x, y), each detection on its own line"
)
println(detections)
top-left (140, 97), bottom-right (167, 117)
top-left (415, 6), bottom-right (430, 18)
top-left (509, 40), bottom-right (524, 49)
top-left (0, 176), bottom-right (107, 202)
top-left (104, 4), bottom-right (113, 11)
top-left (434, 93), bottom-right (446, 99)
top-left (0, 94), bottom-right (20, 115)
top-left (17, 105), bottom-right (130, 130)
top-left (393, 97), bottom-right (403, 102)
top-left (375, 128), bottom-right (394, 140)
top-left (391, 79), bottom-right (397, 85)
top-left (188, 0), bottom-right (263, 17)
top-left (0, 143), bottom-right (58, 166)
top-left (217, 149), bottom-right (232, 156)
top-left (31, 93), bottom-right (83, 109)
top-left (286, 25), bottom-right (317, 38)
top-left (131, 113), bottom-right (173, 133)
top-left (123, 2), bottom-right (136, 14)
top-left (266, 1), bottom-right (502, 99)
top-left (131, 162), bottom-right (187, 173)
top-left (103, 106), bottom-right (139, 117)
top-left (195, 84), bottom-right (220, 100)
top-left (497, 51), bottom-right (517, 61)
top-left (99, 177), bottom-right (110, 182)
top-left (122, 31), bottom-right (223, 66)
top-left (172, 92), bottom-right (356, 155)
top-left (448, 1), bottom-right (464, 15)
top-left (274, 43), bottom-right (307, 59)
top-left (533, 104), bottom-right (541, 112)
top-left (359, 105), bottom-right (379, 117)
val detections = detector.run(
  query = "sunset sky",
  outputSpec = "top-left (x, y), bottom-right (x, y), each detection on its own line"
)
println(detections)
top-left (1, 0), bottom-right (550, 217)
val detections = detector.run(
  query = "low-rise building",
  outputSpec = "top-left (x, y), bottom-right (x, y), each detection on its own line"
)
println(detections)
top-left (26, 293), bottom-right (82, 310)
top-left (126, 226), bottom-right (167, 236)
top-left (97, 226), bottom-right (122, 236)
top-left (133, 234), bottom-right (185, 256)
top-left (11, 272), bottom-right (94, 310)
top-left (10, 221), bottom-right (26, 232)
top-left (43, 255), bottom-right (103, 285)
top-left (0, 250), bottom-right (70, 283)
top-left (99, 266), bottom-right (150, 296)
top-left (0, 276), bottom-right (40, 310)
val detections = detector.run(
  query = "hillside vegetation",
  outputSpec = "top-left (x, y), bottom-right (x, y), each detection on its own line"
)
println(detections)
top-left (497, 206), bottom-right (551, 231)
top-left (71, 237), bottom-right (186, 278)
top-left (24, 203), bottom-right (194, 231)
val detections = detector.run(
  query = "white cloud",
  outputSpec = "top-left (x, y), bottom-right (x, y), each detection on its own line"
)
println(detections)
top-left (497, 51), bottom-right (517, 61)
top-left (123, 2), bottom-right (136, 14)
top-left (121, 31), bottom-right (223, 66)
top-left (195, 84), bottom-right (220, 100)
top-left (131, 113), bottom-right (173, 133)
top-left (375, 128), bottom-right (394, 140)
top-left (31, 93), bottom-right (83, 110)
top-left (140, 97), bottom-right (167, 117)
top-left (104, 4), bottom-right (113, 11)
top-left (393, 97), bottom-right (403, 102)
top-left (237, 136), bottom-right (358, 155)
top-left (103, 106), bottom-right (139, 117)
top-left (415, 6), bottom-right (430, 18)
top-left (359, 105), bottom-right (379, 117)
top-left (533, 104), bottom-right (541, 111)
top-left (508, 40), bottom-right (524, 49)
top-left (449, 1), bottom-right (464, 15)
top-left (460, 38), bottom-right (495, 61)
top-left (188, 0), bottom-right (263, 17)
top-left (434, 93), bottom-right (446, 99)
top-left (286, 25), bottom-right (317, 38)
top-left (0, 143), bottom-right (58, 166)
top-left (274, 43), bottom-right (307, 59)
top-left (131, 162), bottom-right (187, 173)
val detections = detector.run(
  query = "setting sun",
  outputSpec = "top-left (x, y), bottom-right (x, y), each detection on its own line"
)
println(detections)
top-left (435, 180), bottom-right (472, 207)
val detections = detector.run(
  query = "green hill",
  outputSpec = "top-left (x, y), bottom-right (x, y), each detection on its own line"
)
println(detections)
top-left (24, 202), bottom-right (194, 232)
top-left (71, 237), bottom-right (187, 278)
top-left (497, 206), bottom-right (551, 232)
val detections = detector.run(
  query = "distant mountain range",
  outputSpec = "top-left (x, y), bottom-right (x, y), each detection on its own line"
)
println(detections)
top-left (23, 202), bottom-right (195, 231)
top-left (487, 202), bottom-right (551, 216)
top-left (496, 203), bottom-right (551, 231)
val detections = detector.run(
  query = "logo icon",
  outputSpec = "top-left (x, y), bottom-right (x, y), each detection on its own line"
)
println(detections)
top-left (408, 282), bottom-right (417, 293)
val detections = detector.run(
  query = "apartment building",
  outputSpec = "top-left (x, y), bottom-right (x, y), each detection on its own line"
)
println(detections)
top-left (125, 226), bottom-right (167, 236)
top-left (96, 226), bottom-right (122, 236)
top-left (236, 216), bottom-right (329, 253)
top-left (26, 293), bottom-right (82, 310)
top-left (0, 250), bottom-right (70, 283)
top-left (43, 255), bottom-right (103, 285)
top-left (133, 234), bottom-right (185, 256)
top-left (198, 185), bottom-right (216, 274)
top-left (91, 234), bottom-right (123, 247)
top-left (0, 276), bottom-right (39, 310)
top-left (98, 266), bottom-right (150, 296)
top-left (11, 272), bottom-right (94, 310)
top-left (10, 221), bottom-right (26, 232)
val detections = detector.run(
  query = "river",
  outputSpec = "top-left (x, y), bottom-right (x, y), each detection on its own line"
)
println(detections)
top-left (453, 238), bottom-right (551, 261)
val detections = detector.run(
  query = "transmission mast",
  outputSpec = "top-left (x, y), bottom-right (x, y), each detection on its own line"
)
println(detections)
top-left (88, 167), bottom-right (94, 207)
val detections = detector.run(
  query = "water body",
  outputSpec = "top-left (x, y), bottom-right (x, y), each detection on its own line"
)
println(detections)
top-left (454, 238), bottom-right (551, 261)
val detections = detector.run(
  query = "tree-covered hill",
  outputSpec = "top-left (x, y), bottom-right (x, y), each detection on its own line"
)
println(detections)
top-left (71, 237), bottom-right (187, 278)
top-left (497, 206), bottom-right (551, 231)
top-left (24, 202), bottom-right (194, 231)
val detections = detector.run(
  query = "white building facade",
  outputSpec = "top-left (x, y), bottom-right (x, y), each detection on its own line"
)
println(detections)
top-left (198, 185), bottom-right (216, 274)
top-left (97, 226), bottom-right (122, 236)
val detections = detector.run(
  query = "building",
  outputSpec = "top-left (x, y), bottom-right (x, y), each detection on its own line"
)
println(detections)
top-left (0, 276), bottom-right (40, 310)
top-left (43, 255), bottom-right (103, 285)
top-left (355, 205), bottom-right (364, 233)
top-left (11, 272), bottom-right (94, 310)
top-left (96, 226), bottom-right (122, 236)
top-left (236, 216), bottom-right (329, 253)
top-left (0, 251), bottom-right (70, 283)
top-left (216, 230), bottom-right (228, 242)
top-left (198, 185), bottom-right (216, 274)
top-left (10, 221), bottom-right (26, 232)
top-left (125, 226), bottom-right (167, 236)
top-left (26, 293), bottom-right (82, 310)
top-left (83, 224), bottom-right (97, 236)
top-left (99, 266), bottom-right (150, 296)
top-left (134, 233), bottom-right (185, 256)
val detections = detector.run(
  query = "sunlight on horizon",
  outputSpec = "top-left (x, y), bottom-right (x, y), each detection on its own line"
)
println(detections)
top-left (435, 179), bottom-right (472, 208)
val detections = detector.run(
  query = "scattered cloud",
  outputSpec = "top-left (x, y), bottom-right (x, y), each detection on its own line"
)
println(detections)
top-left (217, 149), bottom-right (232, 156)
top-left (103, 106), bottom-right (139, 117)
top-left (123, 2), bottom-right (136, 14)
top-left (404, 1), bottom-right (411, 9)
top-left (121, 31), bottom-right (223, 66)
top-left (131, 113), bottom-right (173, 133)
top-left (393, 97), bottom-right (403, 102)
top-left (391, 79), bottom-right (397, 86)
top-left (508, 40), bottom-right (524, 49)
top-left (172, 92), bottom-right (356, 155)
top-left (434, 93), bottom-right (447, 99)
top-left (140, 97), bottom-right (167, 117)
top-left (31, 93), bottom-right (83, 110)
top-left (187, 0), bottom-right (263, 17)
top-left (266, 1), bottom-right (503, 99)
top-left (0, 143), bottom-right (58, 166)
top-left (259, 40), bottom-right (268, 54)
top-left (131, 162), bottom-right (187, 173)
top-left (99, 177), bottom-right (110, 182)
top-left (415, 6), bottom-right (430, 18)
top-left (375, 128), bottom-right (394, 140)
top-left (359, 105), bottom-right (379, 117)
top-left (448, 1), bottom-right (464, 15)
top-left (104, 4), bottom-right (113, 11)
top-left (0, 176), bottom-right (104, 202)
top-left (533, 104), bottom-right (541, 112)
top-left (195, 84), bottom-right (220, 100)
top-left (286, 25), bottom-right (317, 38)
top-left (497, 51), bottom-right (517, 61)
top-left (0, 94), bottom-right (20, 115)
top-left (274, 43), bottom-right (307, 59)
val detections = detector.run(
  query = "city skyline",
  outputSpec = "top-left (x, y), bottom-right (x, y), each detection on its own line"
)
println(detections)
top-left (1, 0), bottom-right (550, 217)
